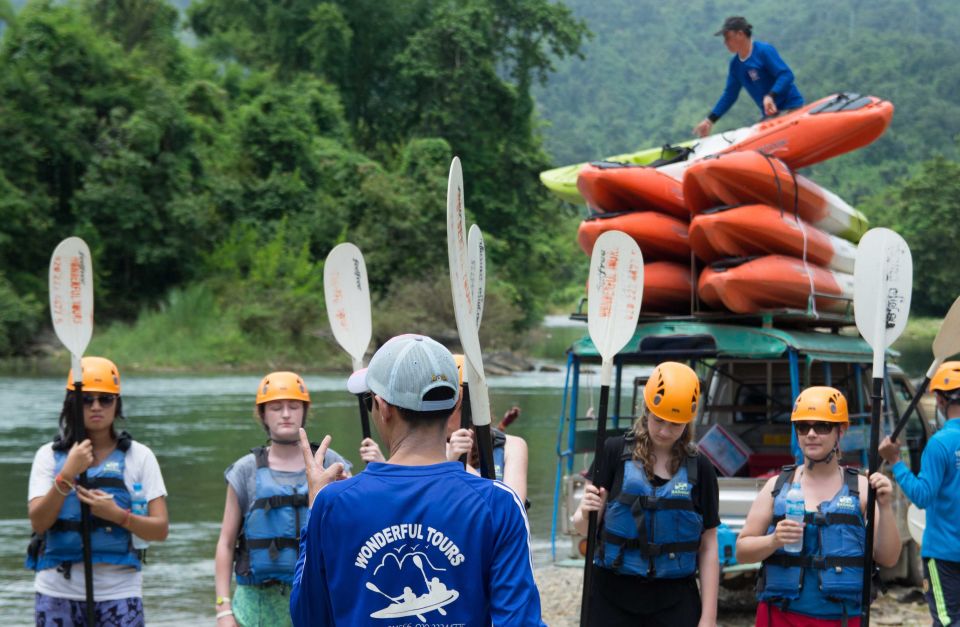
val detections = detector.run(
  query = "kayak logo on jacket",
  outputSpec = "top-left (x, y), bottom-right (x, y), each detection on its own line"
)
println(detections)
top-left (747, 68), bottom-right (760, 82)
top-left (837, 496), bottom-right (857, 510)
top-left (671, 481), bottom-right (692, 498)
top-left (355, 523), bottom-right (463, 622)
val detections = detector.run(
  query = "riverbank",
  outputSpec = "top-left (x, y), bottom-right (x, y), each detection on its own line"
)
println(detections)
top-left (533, 564), bottom-right (932, 626)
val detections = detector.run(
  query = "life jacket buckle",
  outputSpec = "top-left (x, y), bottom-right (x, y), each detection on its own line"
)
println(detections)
top-left (810, 556), bottom-right (827, 570)
top-left (812, 512), bottom-right (828, 526)
top-left (643, 496), bottom-right (659, 509)
top-left (646, 543), bottom-right (663, 556)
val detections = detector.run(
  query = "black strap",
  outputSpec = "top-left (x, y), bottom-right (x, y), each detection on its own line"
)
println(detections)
top-left (615, 493), bottom-right (697, 511)
top-left (245, 537), bottom-right (300, 560)
top-left (87, 476), bottom-right (127, 491)
top-left (51, 517), bottom-right (121, 533)
top-left (772, 511), bottom-right (862, 527)
top-left (602, 530), bottom-right (701, 556)
top-left (763, 553), bottom-right (864, 570)
top-left (685, 453), bottom-right (699, 485)
top-left (250, 493), bottom-right (308, 512)
top-left (843, 467), bottom-right (861, 497)
top-left (770, 465), bottom-right (797, 498)
top-left (252, 443), bottom-right (321, 469)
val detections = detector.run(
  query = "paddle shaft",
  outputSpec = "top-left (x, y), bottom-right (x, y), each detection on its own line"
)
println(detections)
top-left (72, 380), bottom-right (96, 625)
top-left (891, 375), bottom-right (930, 442)
top-left (476, 423), bottom-right (496, 481)
top-left (356, 395), bottom-right (371, 440)
top-left (860, 376), bottom-right (883, 626)
top-left (580, 381), bottom-right (610, 627)
top-left (459, 383), bottom-right (472, 468)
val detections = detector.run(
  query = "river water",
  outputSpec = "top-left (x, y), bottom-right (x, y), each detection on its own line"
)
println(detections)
top-left (0, 321), bottom-right (931, 624)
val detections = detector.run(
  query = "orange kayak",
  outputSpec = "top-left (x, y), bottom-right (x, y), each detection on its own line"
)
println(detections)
top-left (711, 93), bottom-right (894, 169)
top-left (645, 261), bottom-right (692, 313)
top-left (577, 211), bottom-right (690, 262)
top-left (689, 205), bottom-right (857, 273)
top-left (576, 162), bottom-right (687, 218)
top-left (584, 261), bottom-right (692, 313)
top-left (698, 255), bottom-right (854, 314)
top-left (682, 150), bottom-right (869, 242)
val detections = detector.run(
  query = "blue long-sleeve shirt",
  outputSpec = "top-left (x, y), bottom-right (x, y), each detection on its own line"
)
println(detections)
top-left (892, 419), bottom-right (960, 561)
top-left (290, 461), bottom-right (546, 626)
top-left (710, 40), bottom-right (804, 121)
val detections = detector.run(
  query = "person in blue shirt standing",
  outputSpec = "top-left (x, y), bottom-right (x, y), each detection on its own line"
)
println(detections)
top-left (880, 361), bottom-right (960, 627)
top-left (693, 16), bottom-right (804, 138)
top-left (290, 334), bottom-right (544, 626)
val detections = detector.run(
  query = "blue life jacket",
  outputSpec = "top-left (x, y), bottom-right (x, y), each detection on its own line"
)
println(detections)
top-left (596, 440), bottom-right (703, 578)
top-left (26, 436), bottom-right (140, 572)
top-left (758, 465), bottom-right (865, 619)
top-left (235, 447), bottom-right (309, 585)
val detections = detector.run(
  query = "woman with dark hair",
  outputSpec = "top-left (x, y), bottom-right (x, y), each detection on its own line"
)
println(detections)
top-left (26, 356), bottom-right (169, 626)
top-left (214, 372), bottom-right (351, 627)
top-left (573, 361), bottom-right (720, 626)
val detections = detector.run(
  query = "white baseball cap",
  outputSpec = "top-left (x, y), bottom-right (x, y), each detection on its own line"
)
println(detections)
top-left (346, 334), bottom-right (459, 412)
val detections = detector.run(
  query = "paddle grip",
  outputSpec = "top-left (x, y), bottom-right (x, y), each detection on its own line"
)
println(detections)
top-left (861, 377), bottom-right (883, 627)
top-left (357, 395), bottom-right (371, 440)
top-left (580, 384), bottom-right (611, 627)
top-left (475, 424), bottom-right (496, 480)
top-left (890, 376), bottom-right (930, 443)
top-left (459, 384), bottom-right (472, 468)
top-left (72, 381), bottom-right (96, 626)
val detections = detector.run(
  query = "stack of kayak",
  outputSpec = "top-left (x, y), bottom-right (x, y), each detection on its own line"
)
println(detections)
top-left (545, 92), bottom-right (892, 316)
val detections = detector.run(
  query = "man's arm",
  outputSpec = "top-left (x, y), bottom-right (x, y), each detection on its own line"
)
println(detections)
top-left (290, 501), bottom-right (334, 627)
top-left (759, 44), bottom-right (795, 102)
top-left (488, 483), bottom-right (546, 626)
top-left (710, 59), bottom-right (742, 121)
top-left (892, 438), bottom-right (949, 509)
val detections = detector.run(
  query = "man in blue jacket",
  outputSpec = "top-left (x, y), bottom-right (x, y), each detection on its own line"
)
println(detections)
top-left (880, 361), bottom-right (960, 627)
top-left (693, 16), bottom-right (804, 137)
top-left (290, 334), bottom-right (545, 626)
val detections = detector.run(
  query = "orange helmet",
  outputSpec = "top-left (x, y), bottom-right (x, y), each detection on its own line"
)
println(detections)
top-left (256, 372), bottom-right (310, 405)
top-left (453, 354), bottom-right (465, 386)
top-left (66, 357), bottom-right (121, 394)
top-left (929, 361), bottom-right (960, 394)
top-left (791, 386), bottom-right (849, 423)
top-left (643, 362), bottom-right (700, 424)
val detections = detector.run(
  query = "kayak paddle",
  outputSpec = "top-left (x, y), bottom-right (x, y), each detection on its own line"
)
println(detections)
top-left (853, 227), bottom-right (912, 627)
top-left (458, 225), bottom-right (487, 469)
top-left (580, 230), bottom-right (644, 627)
top-left (49, 236), bottom-right (96, 626)
top-left (890, 294), bottom-right (960, 442)
top-left (323, 243), bottom-right (373, 439)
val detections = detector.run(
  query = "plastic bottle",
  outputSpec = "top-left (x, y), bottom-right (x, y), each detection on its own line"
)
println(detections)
top-left (783, 482), bottom-right (805, 553)
top-left (131, 482), bottom-right (149, 550)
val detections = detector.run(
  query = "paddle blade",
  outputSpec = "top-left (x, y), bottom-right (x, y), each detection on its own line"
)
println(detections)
top-left (446, 157), bottom-right (485, 378)
top-left (932, 294), bottom-right (960, 362)
top-left (49, 237), bottom-right (94, 360)
top-left (587, 231), bottom-right (644, 366)
top-left (324, 242), bottom-right (372, 369)
top-left (467, 224), bottom-right (486, 331)
top-left (854, 228), bottom-right (912, 364)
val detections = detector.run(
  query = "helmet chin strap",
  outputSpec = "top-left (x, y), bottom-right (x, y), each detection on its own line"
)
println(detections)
top-left (804, 442), bottom-right (839, 470)
top-left (270, 437), bottom-right (300, 446)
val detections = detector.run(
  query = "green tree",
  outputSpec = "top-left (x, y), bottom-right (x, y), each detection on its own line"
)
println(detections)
top-left (865, 156), bottom-right (960, 316)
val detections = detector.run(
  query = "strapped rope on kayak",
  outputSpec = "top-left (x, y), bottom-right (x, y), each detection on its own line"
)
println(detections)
top-left (757, 151), bottom-right (820, 319)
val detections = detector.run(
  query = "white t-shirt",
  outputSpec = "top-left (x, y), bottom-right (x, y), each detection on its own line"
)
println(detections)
top-left (27, 440), bottom-right (168, 601)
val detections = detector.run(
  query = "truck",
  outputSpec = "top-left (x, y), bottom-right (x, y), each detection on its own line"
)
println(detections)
top-left (550, 316), bottom-right (932, 587)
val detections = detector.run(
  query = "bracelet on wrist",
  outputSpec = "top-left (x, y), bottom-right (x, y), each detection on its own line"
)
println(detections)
top-left (216, 610), bottom-right (234, 619)
top-left (216, 596), bottom-right (230, 606)
top-left (55, 473), bottom-right (75, 490)
top-left (53, 481), bottom-right (70, 496)
top-left (120, 508), bottom-right (132, 527)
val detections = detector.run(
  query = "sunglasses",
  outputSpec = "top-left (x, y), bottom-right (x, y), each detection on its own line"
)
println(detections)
top-left (360, 392), bottom-right (374, 413)
top-left (82, 394), bottom-right (117, 407)
top-left (794, 421), bottom-right (836, 436)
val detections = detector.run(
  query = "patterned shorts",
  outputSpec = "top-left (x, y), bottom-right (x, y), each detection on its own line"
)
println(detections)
top-left (35, 593), bottom-right (144, 626)
top-left (233, 583), bottom-right (293, 627)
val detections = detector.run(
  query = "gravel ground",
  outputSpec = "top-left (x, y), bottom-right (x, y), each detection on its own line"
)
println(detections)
top-left (534, 564), bottom-right (933, 626)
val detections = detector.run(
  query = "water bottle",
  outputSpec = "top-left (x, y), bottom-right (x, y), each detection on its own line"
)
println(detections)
top-left (783, 482), bottom-right (805, 553)
top-left (131, 483), bottom-right (149, 550)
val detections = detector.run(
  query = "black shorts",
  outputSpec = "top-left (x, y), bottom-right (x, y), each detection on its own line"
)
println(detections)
top-left (587, 567), bottom-right (701, 627)
top-left (924, 557), bottom-right (960, 627)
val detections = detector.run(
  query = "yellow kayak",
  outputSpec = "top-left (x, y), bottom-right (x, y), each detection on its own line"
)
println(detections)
top-left (539, 142), bottom-right (696, 205)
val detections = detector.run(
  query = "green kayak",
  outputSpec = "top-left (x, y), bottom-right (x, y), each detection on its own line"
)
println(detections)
top-left (539, 141), bottom-right (696, 205)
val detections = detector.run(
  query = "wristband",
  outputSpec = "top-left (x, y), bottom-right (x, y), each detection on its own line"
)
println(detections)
top-left (54, 481), bottom-right (70, 496)
top-left (216, 596), bottom-right (230, 606)
top-left (120, 508), bottom-right (132, 527)
top-left (216, 610), bottom-right (234, 619)
top-left (55, 473), bottom-right (74, 491)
